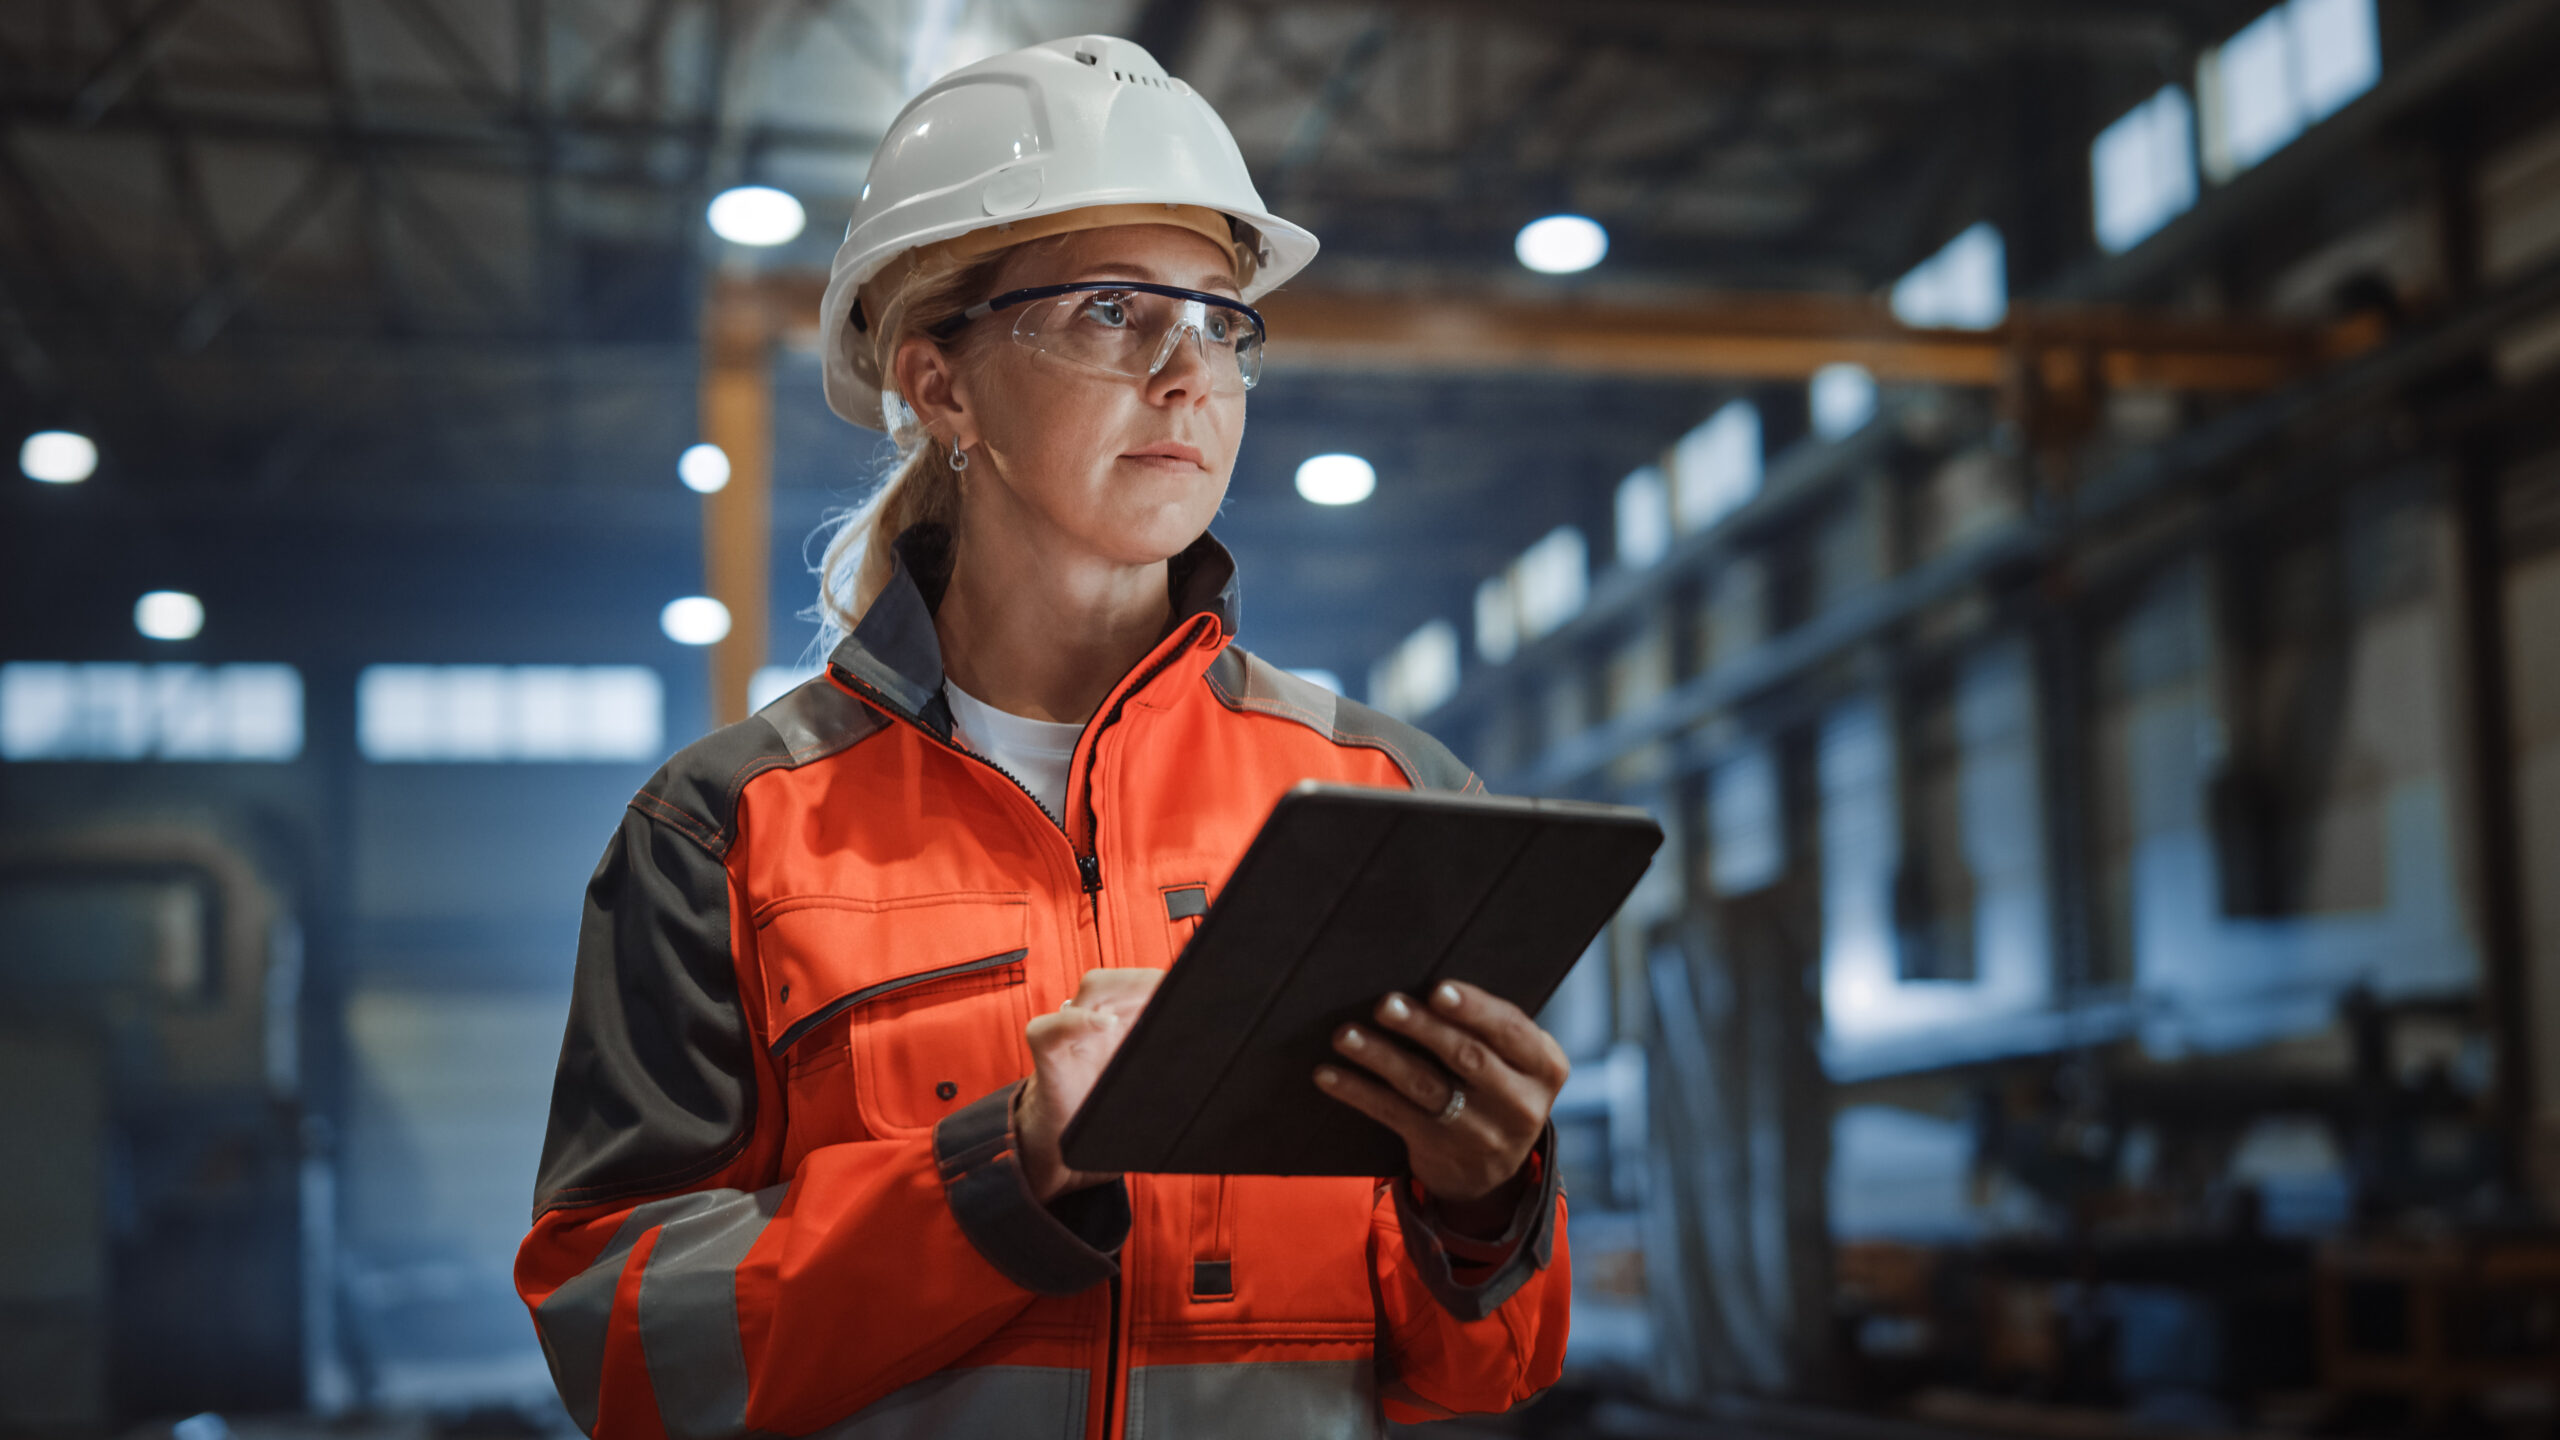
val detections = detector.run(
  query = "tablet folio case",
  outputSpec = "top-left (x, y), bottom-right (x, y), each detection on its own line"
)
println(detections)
top-left (1060, 782), bottom-right (1663, 1177)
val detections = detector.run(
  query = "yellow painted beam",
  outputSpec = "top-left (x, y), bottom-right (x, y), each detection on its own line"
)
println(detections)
top-left (752, 275), bottom-right (2365, 391)
top-left (702, 273), bottom-right (773, 729)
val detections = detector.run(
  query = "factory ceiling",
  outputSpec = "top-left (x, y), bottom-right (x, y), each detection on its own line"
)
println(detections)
top-left (0, 0), bottom-right (2350, 680)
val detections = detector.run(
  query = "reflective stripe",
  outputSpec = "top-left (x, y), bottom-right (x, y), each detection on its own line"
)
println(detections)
top-left (1125, 1360), bottom-right (1382, 1440)
top-left (533, 1191), bottom-right (729, 1435)
top-left (636, 1183), bottom-right (787, 1439)
top-left (807, 1365), bottom-right (1088, 1440)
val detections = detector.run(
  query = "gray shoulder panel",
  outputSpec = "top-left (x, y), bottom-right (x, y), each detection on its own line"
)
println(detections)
top-left (1203, 647), bottom-right (1481, 794)
top-left (532, 677), bottom-right (888, 1218)
top-left (629, 674), bottom-right (889, 858)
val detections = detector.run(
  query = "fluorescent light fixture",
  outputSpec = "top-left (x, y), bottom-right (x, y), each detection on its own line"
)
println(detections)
top-left (1295, 453), bottom-right (1376, 505)
top-left (1810, 363), bottom-right (1879, 441)
top-left (661, 596), bottom-right (732, 646)
top-left (21, 430), bottom-right (97, 483)
top-left (707, 186), bottom-right (806, 246)
top-left (1515, 215), bottom-right (1608, 275)
top-left (678, 443), bottom-right (732, 494)
top-left (2092, 86), bottom-right (2199, 254)
top-left (135, 590), bottom-right (204, 641)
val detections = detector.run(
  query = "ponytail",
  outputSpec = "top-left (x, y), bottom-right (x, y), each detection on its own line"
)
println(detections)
top-left (808, 246), bottom-right (1016, 650)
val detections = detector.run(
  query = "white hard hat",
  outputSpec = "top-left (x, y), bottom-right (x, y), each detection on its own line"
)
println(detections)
top-left (818, 34), bottom-right (1319, 430)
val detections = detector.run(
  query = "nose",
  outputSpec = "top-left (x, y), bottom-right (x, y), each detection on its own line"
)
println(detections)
top-left (1143, 317), bottom-right (1220, 406)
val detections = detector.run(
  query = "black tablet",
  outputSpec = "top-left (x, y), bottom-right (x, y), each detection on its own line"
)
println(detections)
top-left (1058, 780), bottom-right (1663, 1177)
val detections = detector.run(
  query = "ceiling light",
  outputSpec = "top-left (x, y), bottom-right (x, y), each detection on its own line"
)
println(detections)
top-left (678, 443), bottom-right (732, 494)
top-left (706, 186), bottom-right (806, 246)
top-left (21, 430), bottom-right (98, 483)
top-left (661, 596), bottom-right (732, 646)
top-left (1514, 215), bottom-right (1608, 275)
top-left (1295, 453), bottom-right (1375, 506)
top-left (135, 590), bottom-right (204, 641)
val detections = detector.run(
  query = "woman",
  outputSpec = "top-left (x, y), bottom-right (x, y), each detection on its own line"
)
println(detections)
top-left (517, 35), bottom-right (1571, 1440)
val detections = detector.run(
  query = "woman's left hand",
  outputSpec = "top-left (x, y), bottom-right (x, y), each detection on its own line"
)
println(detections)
top-left (1314, 980), bottom-right (1569, 1233)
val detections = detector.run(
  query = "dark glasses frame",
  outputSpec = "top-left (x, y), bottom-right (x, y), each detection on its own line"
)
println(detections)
top-left (927, 280), bottom-right (1266, 345)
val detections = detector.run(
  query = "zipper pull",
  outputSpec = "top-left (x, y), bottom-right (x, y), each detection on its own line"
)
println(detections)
top-left (1077, 852), bottom-right (1103, 895)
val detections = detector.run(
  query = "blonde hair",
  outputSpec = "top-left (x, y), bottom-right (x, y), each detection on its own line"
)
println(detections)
top-left (808, 246), bottom-right (1017, 649)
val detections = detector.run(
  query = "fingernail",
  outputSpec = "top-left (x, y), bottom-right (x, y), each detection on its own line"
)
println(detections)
top-left (1314, 1067), bottom-right (1339, 1087)
top-left (1381, 995), bottom-right (1410, 1021)
top-left (1434, 983), bottom-right (1462, 1010)
top-left (1339, 1027), bottom-right (1365, 1050)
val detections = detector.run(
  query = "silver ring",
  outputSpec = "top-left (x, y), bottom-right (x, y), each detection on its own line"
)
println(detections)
top-left (1435, 1086), bottom-right (1466, 1125)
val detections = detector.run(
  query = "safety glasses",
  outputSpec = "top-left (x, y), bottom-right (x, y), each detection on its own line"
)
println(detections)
top-left (931, 281), bottom-right (1266, 393)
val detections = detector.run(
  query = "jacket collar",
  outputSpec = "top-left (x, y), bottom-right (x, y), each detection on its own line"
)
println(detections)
top-left (827, 522), bottom-right (1241, 734)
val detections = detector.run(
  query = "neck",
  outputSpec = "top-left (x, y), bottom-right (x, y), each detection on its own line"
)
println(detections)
top-left (933, 502), bottom-right (1176, 726)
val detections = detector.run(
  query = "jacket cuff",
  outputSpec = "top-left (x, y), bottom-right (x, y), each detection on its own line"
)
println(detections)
top-left (1392, 1122), bottom-right (1560, 1322)
top-left (934, 1081), bottom-right (1128, 1296)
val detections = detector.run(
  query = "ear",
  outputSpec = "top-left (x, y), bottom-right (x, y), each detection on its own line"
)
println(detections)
top-left (892, 335), bottom-right (977, 450)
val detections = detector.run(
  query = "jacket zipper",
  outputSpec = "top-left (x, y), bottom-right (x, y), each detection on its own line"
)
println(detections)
top-left (833, 631), bottom-right (1206, 1440)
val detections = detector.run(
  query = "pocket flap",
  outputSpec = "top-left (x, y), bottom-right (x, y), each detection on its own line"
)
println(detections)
top-left (758, 892), bottom-right (1031, 1054)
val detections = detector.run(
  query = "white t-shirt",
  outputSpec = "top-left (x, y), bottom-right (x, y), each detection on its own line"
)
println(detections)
top-left (944, 678), bottom-right (1083, 824)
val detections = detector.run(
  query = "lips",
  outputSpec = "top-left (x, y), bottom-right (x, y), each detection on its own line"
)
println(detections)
top-left (1123, 442), bottom-right (1206, 469)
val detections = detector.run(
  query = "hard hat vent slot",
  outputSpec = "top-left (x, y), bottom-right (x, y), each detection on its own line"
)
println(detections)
top-left (1074, 51), bottom-right (1097, 65)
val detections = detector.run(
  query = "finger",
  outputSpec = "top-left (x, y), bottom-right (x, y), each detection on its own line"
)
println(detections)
top-left (1369, 996), bottom-right (1546, 1121)
top-left (1424, 981), bottom-right (1571, 1088)
top-left (1332, 1023), bottom-right (1458, 1115)
top-left (1072, 967), bottom-right (1164, 1013)
top-left (1311, 1063), bottom-right (1432, 1142)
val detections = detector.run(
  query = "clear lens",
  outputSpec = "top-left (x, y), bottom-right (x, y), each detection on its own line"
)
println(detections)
top-left (1010, 288), bottom-right (1261, 391)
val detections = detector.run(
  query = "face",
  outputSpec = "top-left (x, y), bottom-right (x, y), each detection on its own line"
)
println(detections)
top-left (897, 223), bottom-right (1247, 569)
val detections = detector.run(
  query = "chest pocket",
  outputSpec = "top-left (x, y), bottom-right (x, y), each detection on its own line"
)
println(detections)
top-left (759, 891), bottom-right (1033, 1138)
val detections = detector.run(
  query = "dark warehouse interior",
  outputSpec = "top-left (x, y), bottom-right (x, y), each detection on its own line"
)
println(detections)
top-left (3, 0), bottom-right (2560, 1437)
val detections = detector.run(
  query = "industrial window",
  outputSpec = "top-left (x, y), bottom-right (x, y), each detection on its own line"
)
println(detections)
top-left (1476, 526), bottom-right (1592, 663)
top-left (356, 665), bottom-right (661, 762)
top-left (1515, 527), bottom-right (1590, 642)
top-left (2199, 0), bottom-right (2380, 183)
top-left (1369, 619), bottom-right (1460, 721)
top-left (0, 662), bottom-right (303, 761)
top-left (2092, 86), bottom-right (2200, 253)
top-left (1890, 222), bottom-right (2007, 330)
top-left (749, 664), bottom-right (823, 712)
top-left (1810, 363), bottom-right (1878, 441)
top-left (1476, 575), bottom-right (1520, 664)
top-left (1614, 465), bottom-right (1672, 569)
top-left (1670, 400), bottom-right (1762, 532)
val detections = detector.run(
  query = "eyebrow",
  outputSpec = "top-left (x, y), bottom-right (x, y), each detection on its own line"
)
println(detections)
top-left (1071, 263), bottom-right (1242, 298)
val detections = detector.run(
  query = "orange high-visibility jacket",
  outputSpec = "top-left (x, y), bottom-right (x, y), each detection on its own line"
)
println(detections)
top-left (515, 528), bottom-right (1570, 1439)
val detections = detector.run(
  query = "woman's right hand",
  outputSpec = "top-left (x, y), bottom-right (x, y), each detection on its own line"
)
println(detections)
top-left (1015, 967), bottom-right (1162, 1202)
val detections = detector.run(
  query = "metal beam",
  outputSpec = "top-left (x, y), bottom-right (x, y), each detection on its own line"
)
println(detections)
top-left (69, 0), bottom-right (206, 127)
top-left (1251, 286), bottom-right (2360, 388)
top-left (702, 272), bottom-right (773, 728)
top-left (742, 269), bottom-right (2350, 388)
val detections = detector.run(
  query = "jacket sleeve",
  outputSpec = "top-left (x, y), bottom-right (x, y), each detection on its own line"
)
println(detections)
top-left (514, 803), bottom-right (1127, 1439)
top-left (1367, 1124), bottom-right (1571, 1421)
